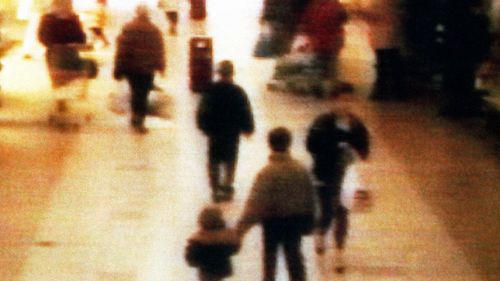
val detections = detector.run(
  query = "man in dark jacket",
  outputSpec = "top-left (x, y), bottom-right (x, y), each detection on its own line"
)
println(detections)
top-left (185, 206), bottom-right (240, 281)
top-left (113, 5), bottom-right (165, 133)
top-left (196, 60), bottom-right (254, 202)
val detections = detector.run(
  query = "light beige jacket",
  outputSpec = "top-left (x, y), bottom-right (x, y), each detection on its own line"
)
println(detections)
top-left (240, 152), bottom-right (315, 226)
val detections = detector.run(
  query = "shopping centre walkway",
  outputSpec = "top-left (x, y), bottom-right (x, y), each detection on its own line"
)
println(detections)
top-left (0, 1), bottom-right (499, 280)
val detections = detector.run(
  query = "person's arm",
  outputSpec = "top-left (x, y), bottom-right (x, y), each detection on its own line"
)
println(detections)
top-left (113, 33), bottom-right (125, 80)
top-left (236, 172), bottom-right (266, 236)
top-left (37, 14), bottom-right (53, 47)
top-left (153, 28), bottom-right (166, 75)
top-left (196, 94), bottom-right (212, 134)
top-left (68, 15), bottom-right (87, 44)
top-left (185, 240), bottom-right (202, 267)
top-left (240, 90), bottom-right (255, 135)
top-left (346, 113), bottom-right (370, 160)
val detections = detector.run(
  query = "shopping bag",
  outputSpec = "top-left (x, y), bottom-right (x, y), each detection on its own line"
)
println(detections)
top-left (107, 81), bottom-right (130, 115)
top-left (107, 91), bottom-right (130, 115)
top-left (147, 87), bottom-right (174, 119)
top-left (108, 83), bottom-right (174, 118)
top-left (340, 165), bottom-right (373, 213)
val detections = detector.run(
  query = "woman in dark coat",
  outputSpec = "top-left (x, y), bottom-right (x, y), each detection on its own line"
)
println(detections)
top-left (38, 0), bottom-right (87, 88)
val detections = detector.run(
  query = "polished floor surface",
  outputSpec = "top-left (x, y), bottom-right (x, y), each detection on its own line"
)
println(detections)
top-left (0, 1), bottom-right (499, 280)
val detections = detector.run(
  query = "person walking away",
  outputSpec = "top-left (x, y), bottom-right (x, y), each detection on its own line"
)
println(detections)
top-left (298, 0), bottom-right (348, 94)
top-left (88, 0), bottom-right (110, 48)
top-left (38, 0), bottom-right (88, 89)
top-left (158, 0), bottom-right (180, 35)
top-left (237, 127), bottom-right (315, 281)
top-left (354, 0), bottom-right (405, 100)
top-left (196, 60), bottom-right (254, 202)
top-left (185, 206), bottom-right (240, 281)
top-left (113, 4), bottom-right (166, 134)
top-left (306, 111), bottom-right (369, 271)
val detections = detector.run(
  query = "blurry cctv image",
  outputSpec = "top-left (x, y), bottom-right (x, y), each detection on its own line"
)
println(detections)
top-left (0, 0), bottom-right (499, 281)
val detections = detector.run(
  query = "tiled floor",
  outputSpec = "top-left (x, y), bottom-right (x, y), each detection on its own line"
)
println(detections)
top-left (0, 1), bottom-right (499, 280)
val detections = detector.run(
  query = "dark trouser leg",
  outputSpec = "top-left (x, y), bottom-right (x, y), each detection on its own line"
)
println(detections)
top-left (283, 234), bottom-right (305, 281)
top-left (315, 184), bottom-right (334, 253)
top-left (263, 222), bottom-right (280, 281)
top-left (208, 159), bottom-right (220, 192)
top-left (317, 185), bottom-right (334, 235)
top-left (223, 158), bottom-right (236, 187)
top-left (334, 206), bottom-right (349, 250)
top-left (126, 73), bottom-right (154, 128)
top-left (208, 137), bottom-right (223, 193)
top-left (220, 137), bottom-right (239, 188)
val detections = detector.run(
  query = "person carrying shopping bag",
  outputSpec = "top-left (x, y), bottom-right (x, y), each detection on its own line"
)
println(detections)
top-left (113, 4), bottom-right (166, 134)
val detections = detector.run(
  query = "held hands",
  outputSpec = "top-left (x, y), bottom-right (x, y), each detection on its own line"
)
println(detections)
top-left (243, 131), bottom-right (254, 139)
top-left (113, 69), bottom-right (124, 80)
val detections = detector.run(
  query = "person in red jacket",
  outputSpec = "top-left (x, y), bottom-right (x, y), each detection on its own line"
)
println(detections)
top-left (299, 0), bottom-right (348, 82)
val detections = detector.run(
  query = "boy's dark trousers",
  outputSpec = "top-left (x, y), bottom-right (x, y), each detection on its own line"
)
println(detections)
top-left (317, 184), bottom-right (348, 249)
top-left (207, 135), bottom-right (239, 191)
top-left (262, 217), bottom-right (305, 281)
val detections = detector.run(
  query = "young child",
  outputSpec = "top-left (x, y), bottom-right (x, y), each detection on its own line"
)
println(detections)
top-left (185, 206), bottom-right (240, 281)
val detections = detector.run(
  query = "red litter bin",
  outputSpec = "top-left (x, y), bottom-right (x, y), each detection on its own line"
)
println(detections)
top-left (189, 36), bottom-right (213, 93)
top-left (190, 0), bottom-right (206, 20)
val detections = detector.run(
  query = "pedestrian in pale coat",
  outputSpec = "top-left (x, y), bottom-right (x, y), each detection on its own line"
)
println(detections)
top-left (237, 127), bottom-right (315, 281)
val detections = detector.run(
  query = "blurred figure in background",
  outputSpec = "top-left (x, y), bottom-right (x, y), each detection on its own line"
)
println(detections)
top-left (196, 60), bottom-right (254, 202)
top-left (266, 0), bottom-right (350, 97)
top-left (237, 127), bottom-right (315, 281)
top-left (185, 206), bottom-right (240, 281)
top-left (257, 0), bottom-right (312, 56)
top-left (38, 0), bottom-right (89, 89)
top-left (88, 0), bottom-right (110, 48)
top-left (438, 0), bottom-right (491, 117)
top-left (354, 0), bottom-right (405, 100)
top-left (306, 110), bottom-right (369, 271)
top-left (113, 4), bottom-right (166, 134)
top-left (298, 0), bottom-right (348, 92)
top-left (158, 0), bottom-right (180, 35)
